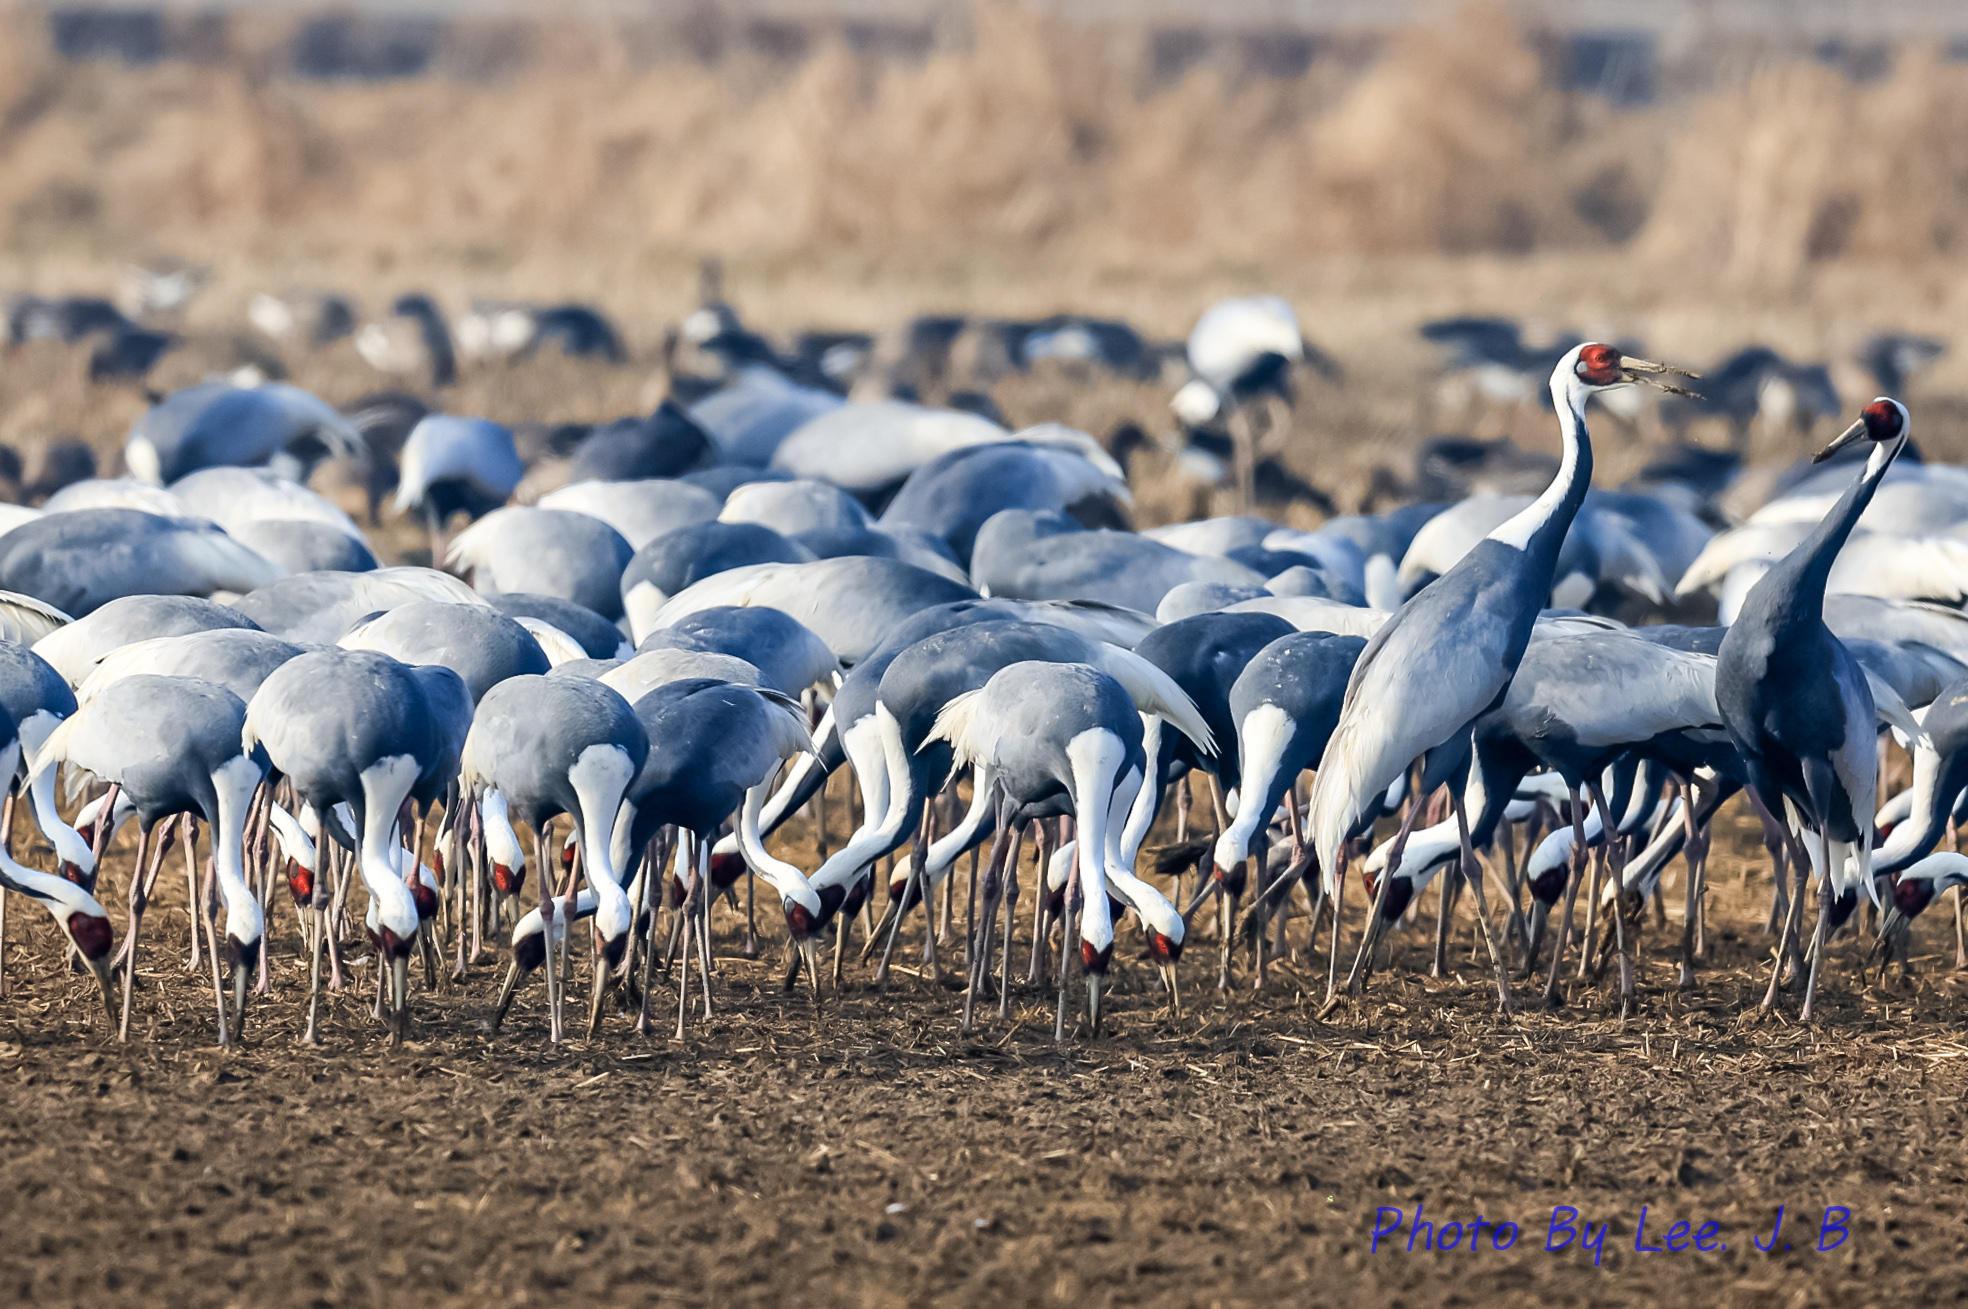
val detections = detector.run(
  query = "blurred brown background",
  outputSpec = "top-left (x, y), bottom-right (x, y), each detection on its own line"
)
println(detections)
top-left (4, 0), bottom-right (1968, 520)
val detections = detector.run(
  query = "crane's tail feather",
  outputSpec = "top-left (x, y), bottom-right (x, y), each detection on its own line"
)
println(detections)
top-left (1091, 642), bottom-right (1216, 756)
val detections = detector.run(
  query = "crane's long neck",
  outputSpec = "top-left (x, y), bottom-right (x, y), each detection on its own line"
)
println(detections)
top-left (1754, 436), bottom-right (1903, 627)
top-left (1488, 376), bottom-right (1594, 580)
top-left (210, 757), bottom-right (265, 942)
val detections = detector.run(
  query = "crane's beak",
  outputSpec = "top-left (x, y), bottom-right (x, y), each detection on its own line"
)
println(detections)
top-left (1157, 961), bottom-right (1180, 1016)
top-left (586, 943), bottom-right (614, 1039)
top-left (798, 936), bottom-right (822, 1004)
top-left (859, 898), bottom-right (902, 962)
top-left (1085, 972), bottom-right (1104, 1037)
top-left (1616, 356), bottom-right (1701, 396)
top-left (1814, 417), bottom-right (1870, 464)
top-left (489, 958), bottom-right (523, 1032)
top-left (86, 954), bottom-right (115, 1028)
top-left (1180, 876), bottom-right (1220, 924)
top-left (1876, 900), bottom-right (1907, 941)
top-left (389, 954), bottom-right (410, 1048)
top-left (1522, 900), bottom-right (1549, 975)
top-left (230, 951), bottom-right (252, 1040)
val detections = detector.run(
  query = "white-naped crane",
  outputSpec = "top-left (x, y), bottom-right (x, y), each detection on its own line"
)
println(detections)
top-left (1718, 399), bottom-right (1910, 1021)
top-left (392, 414), bottom-right (523, 563)
top-left (244, 649), bottom-right (468, 1046)
top-left (928, 660), bottom-right (1148, 1038)
top-left (1306, 343), bottom-right (1695, 1014)
top-left (0, 702), bottom-right (115, 1026)
top-left (29, 675), bottom-right (266, 1043)
top-left (461, 674), bottom-right (646, 1043)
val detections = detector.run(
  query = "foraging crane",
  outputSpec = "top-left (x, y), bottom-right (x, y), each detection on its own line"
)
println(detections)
top-left (818, 621), bottom-right (1209, 959)
top-left (124, 382), bottom-right (364, 485)
top-left (461, 674), bottom-right (647, 1043)
top-left (447, 507), bottom-right (635, 621)
top-left (0, 704), bottom-right (114, 1025)
top-left (392, 415), bottom-right (523, 561)
top-left (1306, 343), bottom-right (1694, 1013)
top-left (488, 677), bottom-right (819, 1036)
top-left (29, 675), bottom-right (266, 1043)
top-left (244, 649), bottom-right (468, 1045)
top-left (0, 510), bottom-right (278, 619)
top-left (638, 556), bottom-right (979, 665)
top-left (1209, 631), bottom-right (1367, 959)
top-left (1717, 399), bottom-right (1911, 1022)
top-left (340, 600), bottom-right (550, 703)
top-left (927, 660), bottom-right (1144, 1035)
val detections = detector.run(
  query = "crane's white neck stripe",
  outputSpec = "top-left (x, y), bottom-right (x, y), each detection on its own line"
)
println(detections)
top-left (1488, 374), bottom-right (1588, 551)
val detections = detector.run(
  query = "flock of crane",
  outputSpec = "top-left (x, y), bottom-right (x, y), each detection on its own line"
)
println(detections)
top-left (0, 285), bottom-right (1960, 1052)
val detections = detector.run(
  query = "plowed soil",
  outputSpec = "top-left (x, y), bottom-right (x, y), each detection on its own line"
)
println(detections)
top-left (0, 800), bottom-right (1964, 1309)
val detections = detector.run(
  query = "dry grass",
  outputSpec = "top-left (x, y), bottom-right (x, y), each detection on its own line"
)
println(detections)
top-left (3, 3), bottom-right (1968, 527)
top-left (2, 5), bottom-right (1967, 282)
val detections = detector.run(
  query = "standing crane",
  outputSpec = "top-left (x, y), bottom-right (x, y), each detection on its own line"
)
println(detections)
top-left (1717, 399), bottom-right (1910, 1021)
top-left (1305, 343), bottom-right (1694, 1013)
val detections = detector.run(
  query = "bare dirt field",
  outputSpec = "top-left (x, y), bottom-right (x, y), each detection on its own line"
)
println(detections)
top-left (2, 796), bottom-right (1965, 1309)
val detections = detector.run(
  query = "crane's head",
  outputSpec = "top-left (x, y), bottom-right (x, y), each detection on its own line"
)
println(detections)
top-left (1563, 343), bottom-right (1699, 394)
top-left (491, 859), bottom-right (525, 898)
top-left (1814, 397), bottom-right (1910, 464)
top-left (1131, 888), bottom-right (1185, 1014)
top-left (371, 923), bottom-right (416, 1047)
top-left (227, 929), bottom-right (261, 1038)
top-left (708, 850), bottom-right (747, 892)
top-left (29, 878), bottom-right (116, 1025)
top-left (285, 856), bottom-right (315, 907)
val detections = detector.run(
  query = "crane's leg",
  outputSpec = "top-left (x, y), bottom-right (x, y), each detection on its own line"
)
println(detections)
top-left (0, 787), bottom-right (13, 999)
top-left (1799, 829), bottom-right (1836, 1023)
top-left (325, 843), bottom-right (347, 992)
top-left (1324, 844), bottom-right (1350, 1006)
top-left (742, 865), bottom-right (760, 960)
top-left (248, 784), bottom-right (274, 996)
top-left (1759, 843), bottom-right (1809, 1012)
top-left (531, 824), bottom-right (562, 1043)
top-left (918, 808), bottom-right (939, 983)
top-left (1679, 789), bottom-right (1703, 989)
top-left (963, 798), bottom-right (1013, 1035)
top-left (1430, 863), bottom-right (1457, 979)
top-left (1452, 786), bottom-right (1514, 1016)
top-left (1694, 817), bottom-right (1711, 961)
top-left (696, 836), bottom-right (714, 1022)
top-left (118, 826), bottom-right (153, 1043)
top-left (203, 852), bottom-right (231, 1047)
top-left (1575, 831), bottom-right (1605, 980)
top-left (963, 839), bottom-right (978, 982)
top-left (1587, 782), bottom-right (1633, 1018)
top-left (561, 831), bottom-right (582, 1023)
top-left (1497, 816), bottom-right (1523, 956)
top-left (674, 835), bottom-right (695, 1041)
top-left (1751, 795), bottom-right (1788, 935)
top-left (1249, 841), bottom-right (1268, 990)
top-left (1026, 821), bottom-right (1056, 987)
top-left (1340, 868), bottom-right (1392, 1001)
top-left (1054, 840), bottom-right (1081, 1043)
top-left (831, 881), bottom-right (850, 991)
top-left (180, 815), bottom-right (202, 973)
top-left (999, 823), bottom-right (1025, 1020)
top-left (872, 863), bottom-right (909, 988)
top-left (636, 849), bottom-right (661, 1037)
top-left (1544, 788), bottom-right (1590, 1007)
top-left (1218, 852), bottom-right (1245, 993)
top-left (303, 842), bottom-right (329, 1044)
